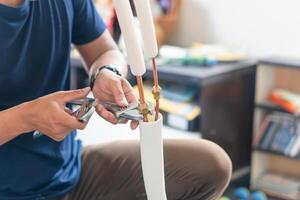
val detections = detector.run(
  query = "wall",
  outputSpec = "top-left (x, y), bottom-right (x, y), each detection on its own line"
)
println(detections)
top-left (169, 0), bottom-right (300, 57)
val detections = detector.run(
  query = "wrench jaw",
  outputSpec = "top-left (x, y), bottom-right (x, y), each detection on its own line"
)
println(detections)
top-left (101, 101), bottom-right (155, 122)
top-left (71, 98), bottom-right (97, 123)
top-left (74, 106), bottom-right (95, 123)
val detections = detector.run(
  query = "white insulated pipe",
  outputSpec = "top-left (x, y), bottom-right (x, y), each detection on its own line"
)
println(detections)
top-left (112, 1), bottom-right (165, 198)
top-left (112, 0), bottom-right (146, 76)
top-left (139, 114), bottom-right (167, 200)
top-left (133, 0), bottom-right (159, 58)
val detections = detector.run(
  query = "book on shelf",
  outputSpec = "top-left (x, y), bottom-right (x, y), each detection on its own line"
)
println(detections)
top-left (255, 172), bottom-right (300, 200)
top-left (290, 135), bottom-right (300, 157)
top-left (254, 112), bottom-right (300, 158)
top-left (269, 88), bottom-right (300, 113)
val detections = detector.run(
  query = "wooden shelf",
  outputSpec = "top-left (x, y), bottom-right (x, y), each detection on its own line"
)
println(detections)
top-left (255, 102), bottom-right (300, 119)
top-left (260, 57), bottom-right (300, 69)
top-left (255, 102), bottom-right (289, 113)
top-left (254, 148), bottom-right (300, 161)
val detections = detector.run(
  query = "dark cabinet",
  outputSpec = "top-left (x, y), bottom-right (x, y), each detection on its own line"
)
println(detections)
top-left (145, 61), bottom-right (257, 184)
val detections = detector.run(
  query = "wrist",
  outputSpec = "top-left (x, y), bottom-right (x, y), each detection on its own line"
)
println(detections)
top-left (16, 101), bottom-right (36, 133)
top-left (89, 65), bottom-right (122, 90)
top-left (0, 102), bottom-right (32, 143)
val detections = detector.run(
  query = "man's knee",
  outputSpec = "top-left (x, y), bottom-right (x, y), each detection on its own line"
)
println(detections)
top-left (203, 141), bottom-right (232, 190)
top-left (164, 139), bottom-right (232, 198)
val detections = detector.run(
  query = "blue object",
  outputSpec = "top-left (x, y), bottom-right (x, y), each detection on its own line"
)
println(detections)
top-left (251, 191), bottom-right (267, 200)
top-left (234, 187), bottom-right (251, 200)
top-left (0, 0), bottom-right (106, 199)
top-left (163, 85), bottom-right (198, 102)
top-left (157, 0), bottom-right (171, 14)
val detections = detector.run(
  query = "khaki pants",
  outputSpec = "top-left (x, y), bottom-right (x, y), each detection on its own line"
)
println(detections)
top-left (58, 139), bottom-right (232, 200)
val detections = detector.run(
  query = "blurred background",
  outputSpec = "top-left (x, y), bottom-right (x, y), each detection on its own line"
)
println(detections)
top-left (71, 1), bottom-right (300, 199)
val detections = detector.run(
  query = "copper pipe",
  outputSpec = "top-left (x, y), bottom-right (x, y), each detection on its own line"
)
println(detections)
top-left (136, 76), bottom-right (148, 122)
top-left (152, 58), bottom-right (159, 87)
top-left (136, 76), bottom-right (146, 103)
top-left (155, 99), bottom-right (159, 121)
top-left (152, 58), bottom-right (160, 121)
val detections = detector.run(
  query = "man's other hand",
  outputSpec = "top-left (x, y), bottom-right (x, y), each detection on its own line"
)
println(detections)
top-left (25, 87), bottom-right (91, 141)
top-left (92, 69), bottom-right (139, 130)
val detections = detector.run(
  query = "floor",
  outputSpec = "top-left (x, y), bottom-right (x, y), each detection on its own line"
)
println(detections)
top-left (77, 113), bottom-right (200, 146)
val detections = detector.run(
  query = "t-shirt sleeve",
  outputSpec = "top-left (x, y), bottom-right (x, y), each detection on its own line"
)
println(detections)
top-left (72, 0), bottom-right (107, 45)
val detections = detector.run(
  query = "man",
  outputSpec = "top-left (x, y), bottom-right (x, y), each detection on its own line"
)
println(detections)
top-left (0, 0), bottom-right (232, 200)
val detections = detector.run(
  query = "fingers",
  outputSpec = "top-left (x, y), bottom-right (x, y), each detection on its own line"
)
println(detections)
top-left (47, 113), bottom-right (87, 142)
top-left (122, 79), bottom-right (138, 103)
top-left (59, 111), bottom-right (87, 130)
top-left (130, 120), bottom-right (139, 130)
top-left (96, 104), bottom-right (118, 124)
top-left (64, 107), bottom-right (73, 115)
top-left (112, 80), bottom-right (128, 107)
top-left (58, 87), bottom-right (90, 103)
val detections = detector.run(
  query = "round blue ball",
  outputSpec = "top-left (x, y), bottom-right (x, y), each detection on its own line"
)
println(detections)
top-left (234, 187), bottom-right (250, 200)
top-left (251, 191), bottom-right (267, 200)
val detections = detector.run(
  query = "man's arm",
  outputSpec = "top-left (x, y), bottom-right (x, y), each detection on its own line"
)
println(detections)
top-left (0, 88), bottom-right (90, 145)
top-left (0, 103), bottom-right (30, 145)
top-left (76, 30), bottom-right (128, 77)
top-left (76, 30), bottom-right (139, 129)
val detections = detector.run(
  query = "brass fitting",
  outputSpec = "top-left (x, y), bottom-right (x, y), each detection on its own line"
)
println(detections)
top-left (138, 102), bottom-right (149, 115)
top-left (152, 86), bottom-right (162, 100)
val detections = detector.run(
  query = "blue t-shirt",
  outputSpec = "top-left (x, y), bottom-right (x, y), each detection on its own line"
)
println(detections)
top-left (0, 0), bottom-right (106, 199)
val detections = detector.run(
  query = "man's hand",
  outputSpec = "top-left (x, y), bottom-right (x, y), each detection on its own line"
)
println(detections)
top-left (25, 88), bottom-right (91, 141)
top-left (75, 30), bottom-right (138, 129)
top-left (92, 69), bottom-right (139, 130)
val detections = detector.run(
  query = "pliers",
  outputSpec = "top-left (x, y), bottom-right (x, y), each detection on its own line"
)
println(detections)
top-left (33, 98), bottom-right (154, 139)
top-left (70, 97), bottom-right (155, 122)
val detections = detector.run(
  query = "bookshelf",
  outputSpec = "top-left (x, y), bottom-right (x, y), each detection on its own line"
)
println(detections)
top-left (251, 57), bottom-right (300, 199)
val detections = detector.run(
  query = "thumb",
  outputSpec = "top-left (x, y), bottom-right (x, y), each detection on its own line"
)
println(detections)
top-left (59, 87), bottom-right (91, 102)
top-left (112, 81), bottom-right (128, 107)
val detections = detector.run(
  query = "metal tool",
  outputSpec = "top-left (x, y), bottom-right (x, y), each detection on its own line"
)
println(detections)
top-left (70, 97), bottom-right (97, 123)
top-left (33, 98), bottom-right (97, 139)
top-left (101, 101), bottom-right (155, 123)
top-left (70, 98), bottom-right (155, 122)
top-left (33, 98), bottom-right (154, 139)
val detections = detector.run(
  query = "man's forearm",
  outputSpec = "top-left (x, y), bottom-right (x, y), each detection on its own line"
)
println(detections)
top-left (76, 30), bottom-right (128, 78)
top-left (0, 103), bottom-right (30, 145)
top-left (89, 49), bottom-right (128, 78)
